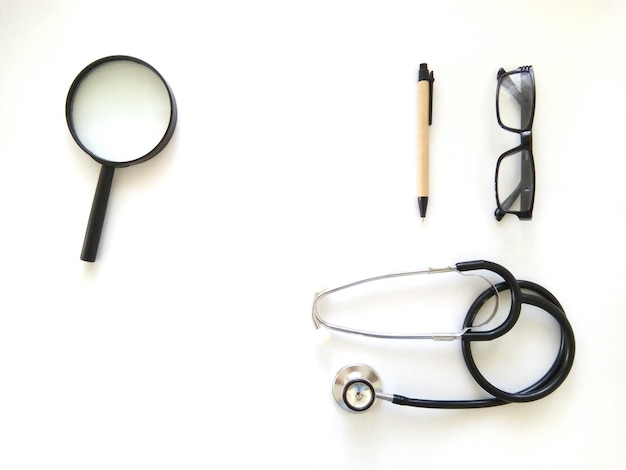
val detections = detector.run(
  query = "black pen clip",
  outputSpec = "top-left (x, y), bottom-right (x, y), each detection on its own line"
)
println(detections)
top-left (419, 63), bottom-right (435, 125)
top-left (428, 70), bottom-right (434, 125)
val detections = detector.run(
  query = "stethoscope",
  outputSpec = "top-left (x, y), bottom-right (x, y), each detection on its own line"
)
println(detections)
top-left (312, 260), bottom-right (575, 413)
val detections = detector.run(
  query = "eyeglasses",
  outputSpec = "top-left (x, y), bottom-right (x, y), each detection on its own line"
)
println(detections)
top-left (494, 65), bottom-right (535, 221)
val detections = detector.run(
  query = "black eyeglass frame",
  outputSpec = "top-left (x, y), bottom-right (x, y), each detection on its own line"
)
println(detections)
top-left (494, 65), bottom-right (536, 221)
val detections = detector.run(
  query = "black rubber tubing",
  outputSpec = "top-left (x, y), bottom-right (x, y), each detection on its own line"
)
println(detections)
top-left (392, 280), bottom-right (575, 409)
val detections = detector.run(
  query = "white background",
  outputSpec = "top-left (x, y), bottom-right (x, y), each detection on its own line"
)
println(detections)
top-left (1, 1), bottom-right (625, 468)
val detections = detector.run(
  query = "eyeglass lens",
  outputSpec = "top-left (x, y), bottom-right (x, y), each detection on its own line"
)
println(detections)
top-left (496, 149), bottom-right (534, 215)
top-left (498, 70), bottom-right (534, 131)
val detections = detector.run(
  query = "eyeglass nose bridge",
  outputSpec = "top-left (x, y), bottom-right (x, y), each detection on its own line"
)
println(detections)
top-left (520, 130), bottom-right (532, 146)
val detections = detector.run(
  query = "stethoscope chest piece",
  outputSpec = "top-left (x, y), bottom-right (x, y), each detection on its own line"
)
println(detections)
top-left (332, 364), bottom-right (382, 413)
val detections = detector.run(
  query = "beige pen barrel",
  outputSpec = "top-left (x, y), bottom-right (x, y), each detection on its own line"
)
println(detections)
top-left (417, 79), bottom-right (430, 199)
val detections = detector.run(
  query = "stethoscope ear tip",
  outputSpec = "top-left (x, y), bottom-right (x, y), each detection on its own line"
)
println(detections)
top-left (332, 364), bottom-right (382, 413)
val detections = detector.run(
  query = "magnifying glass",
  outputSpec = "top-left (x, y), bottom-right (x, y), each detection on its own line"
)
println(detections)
top-left (66, 55), bottom-right (177, 262)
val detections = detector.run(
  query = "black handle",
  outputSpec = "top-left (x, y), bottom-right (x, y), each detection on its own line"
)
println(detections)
top-left (81, 165), bottom-right (115, 262)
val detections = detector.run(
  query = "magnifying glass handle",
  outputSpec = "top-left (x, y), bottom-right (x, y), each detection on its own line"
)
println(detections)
top-left (81, 165), bottom-right (115, 262)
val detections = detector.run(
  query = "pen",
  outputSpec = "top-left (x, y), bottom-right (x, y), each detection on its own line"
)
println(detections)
top-left (417, 63), bottom-right (434, 220)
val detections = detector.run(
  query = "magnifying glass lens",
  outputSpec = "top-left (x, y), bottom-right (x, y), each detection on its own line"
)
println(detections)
top-left (70, 60), bottom-right (172, 163)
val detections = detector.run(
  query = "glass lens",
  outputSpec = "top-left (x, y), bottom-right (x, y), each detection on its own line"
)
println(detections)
top-left (70, 60), bottom-right (172, 163)
top-left (496, 149), bottom-right (534, 215)
top-left (497, 70), bottom-right (534, 131)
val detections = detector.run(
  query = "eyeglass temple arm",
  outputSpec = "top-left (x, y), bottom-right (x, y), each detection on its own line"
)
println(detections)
top-left (500, 74), bottom-right (525, 105)
top-left (499, 182), bottom-right (522, 213)
top-left (520, 78), bottom-right (533, 129)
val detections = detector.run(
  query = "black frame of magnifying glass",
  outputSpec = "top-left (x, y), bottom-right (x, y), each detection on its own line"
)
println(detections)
top-left (494, 65), bottom-right (535, 221)
top-left (65, 55), bottom-right (178, 168)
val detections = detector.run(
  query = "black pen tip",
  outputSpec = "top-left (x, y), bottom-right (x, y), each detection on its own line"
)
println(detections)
top-left (417, 197), bottom-right (428, 219)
